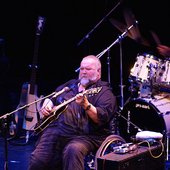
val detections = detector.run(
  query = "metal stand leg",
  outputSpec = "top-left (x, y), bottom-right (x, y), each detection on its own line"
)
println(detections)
top-left (166, 133), bottom-right (169, 161)
top-left (26, 130), bottom-right (30, 143)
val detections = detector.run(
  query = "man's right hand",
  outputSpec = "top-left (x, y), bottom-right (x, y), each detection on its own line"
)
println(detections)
top-left (41, 98), bottom-right (54, 116)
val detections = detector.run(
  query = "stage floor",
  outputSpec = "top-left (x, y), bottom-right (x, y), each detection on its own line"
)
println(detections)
top-left (0, 133), bottom-right (170, 170)
top-left (0, 132), bottom-right (36, 170)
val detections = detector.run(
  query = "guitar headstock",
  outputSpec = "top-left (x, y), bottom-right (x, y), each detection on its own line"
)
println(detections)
top-left (36, 16), bottom-right (46, 36)
top-left (83, 87), bottom-right (102, 96)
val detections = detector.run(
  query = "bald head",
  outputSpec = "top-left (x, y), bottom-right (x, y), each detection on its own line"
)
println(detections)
top-left (81, 55), bottom-right (101, 76)
top-left (79, 55), bottom-right (101, 86)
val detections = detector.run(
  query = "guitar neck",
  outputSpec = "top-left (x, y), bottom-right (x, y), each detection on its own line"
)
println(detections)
top-left (29, 16), bottom-right (46, 94)
top-left (29, 36), bottom-right (40, 94)
top-left (51, 87), bottom-right (102, 112)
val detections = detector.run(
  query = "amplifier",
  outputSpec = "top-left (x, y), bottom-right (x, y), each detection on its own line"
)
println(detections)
top-left (97, 145), bottom-right (165, 170)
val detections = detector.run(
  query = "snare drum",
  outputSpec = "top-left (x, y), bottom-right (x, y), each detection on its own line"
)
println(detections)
top-left (129, 53), bottom-right (162, 83)
top-left (119, 93), bottom-right (170, 142)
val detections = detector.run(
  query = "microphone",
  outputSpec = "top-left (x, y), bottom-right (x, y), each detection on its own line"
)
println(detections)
top-left (75, 67), bottom-right (80, 73)
top-left (135, 20), bottom-right (138, 25)
top-left (52, 87), bottom-right (70, 98)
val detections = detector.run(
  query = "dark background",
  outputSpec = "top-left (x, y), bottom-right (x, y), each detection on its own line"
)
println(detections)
top-left (0, 0), bottom-right (169, 115)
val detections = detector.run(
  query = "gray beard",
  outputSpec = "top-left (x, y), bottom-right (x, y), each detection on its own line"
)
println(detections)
top-left (80, 78), bottom-right (90, 86)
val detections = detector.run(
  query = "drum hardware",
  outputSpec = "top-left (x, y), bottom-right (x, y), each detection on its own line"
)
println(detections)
top-left (138, 83), bottom-right (153, 98)
top-left (116, 110), bottom-right (143, 133)
top-left (155, 59), bottom-right (170, 91)
top-left (154, 84), bottom-right (170, 94)
top-left (93, 23), bottom-right (138, 109)
top-left (76, 0), bottom-right (122, 47)
top-left (129, 53), bottom-right (164, 98)
top-left (166, 111), bottom-right (170, 115)
top-left (109, 8), bottom-right (150, 47)
top-left (166, 134), bottom-right (169, 161)
top-left (127, 111), bottom-right (130, 133)
top-left (129, 53), bottom-right (161, 83)
top-left (128, 81), bottom-right (140, 98)
top-left (166, 131), bottom-right (170, 161)
top-left (152, 95), bottom-right (169, 102)
top-left (118, 96), bottom-right (170, 157)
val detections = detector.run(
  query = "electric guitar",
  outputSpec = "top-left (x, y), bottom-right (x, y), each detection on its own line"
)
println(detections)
top-left (34, 87), bottom-right (102, 135)
top-left (15, 16), bottom-right (46, 132)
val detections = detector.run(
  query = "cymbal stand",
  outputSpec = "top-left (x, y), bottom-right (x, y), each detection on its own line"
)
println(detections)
top-left (98, 23), bottom-right (138, 108)
top-left (166, 132), bottom-right (169, 161)
top-left (76, 0), bottom-right (122, 47)
top-left (119, 39), bottom-right (125, 109)
top-left (107, 49), bottom-right (111, 86)
top-left (75, 22), bottom-right (138, 70)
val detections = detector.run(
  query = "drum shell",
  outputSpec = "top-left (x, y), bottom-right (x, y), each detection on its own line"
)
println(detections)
top-left (118, 94), bottom-right (170, 142)
top-left (155, 60), bottom-right (170, 91)
top-left (129, 53), bottom-right (162, 83)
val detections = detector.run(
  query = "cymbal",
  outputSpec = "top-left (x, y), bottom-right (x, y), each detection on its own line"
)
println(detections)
top-left (109, 8), bottom-right (150, 47)
top-left (150, 30), bottom-right (161, 45)
top-left (109, 18), bottom-right (134, 39)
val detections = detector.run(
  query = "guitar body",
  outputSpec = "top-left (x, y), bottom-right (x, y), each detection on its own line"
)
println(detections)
top-left (15, 83), bottom-right (43, 132)
top-left (15, 82), bottom-right (28, 135)
top-left (22, 83), bottom-right (42, 130)
top-left (34, 105), bottom-right (67, 135)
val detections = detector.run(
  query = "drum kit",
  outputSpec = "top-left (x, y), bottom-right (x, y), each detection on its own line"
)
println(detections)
top-left (129, 53), bottom-right (170, 98)
top-left (119, 52), bottom-right (170, 142)
top-left (110, 8), bottom-right (170, 144)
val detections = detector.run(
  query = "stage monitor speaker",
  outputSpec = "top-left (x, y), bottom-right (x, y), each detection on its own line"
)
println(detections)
top-left (97, 145), bottom-right (165, 170)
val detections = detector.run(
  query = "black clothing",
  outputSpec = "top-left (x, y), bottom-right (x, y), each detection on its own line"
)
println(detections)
top-left (28, 79), bottom-right (117, 170)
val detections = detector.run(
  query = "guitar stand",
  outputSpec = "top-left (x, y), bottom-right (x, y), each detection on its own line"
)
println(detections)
top-left (13, 130), bottom-right (30, 145)
top-left (1, 116), bottom-right (10, 170)
top-left (25, 130), bottom-right (30, 143)
top-left (23, 130), bottom-right (35, 144)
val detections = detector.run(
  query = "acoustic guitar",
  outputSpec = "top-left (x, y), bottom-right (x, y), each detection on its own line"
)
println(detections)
top-left (15, 16), bottom-right (46, 134)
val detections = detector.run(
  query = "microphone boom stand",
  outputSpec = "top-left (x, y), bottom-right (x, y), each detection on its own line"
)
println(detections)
top-left (119, 39), bottom-right (125, 109)
top-left (96, 23), bottom-right (137, 109)
top-left (77, 1), bottom-right (122, 47)
top-left (0, 92), bottom-right (57, 120)
top-left (0, 91), bottom-right (57, 170)
top-left (75, 21), bottom-right (137, 99)
top-left (107, 49), bottom-right (111, 86)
